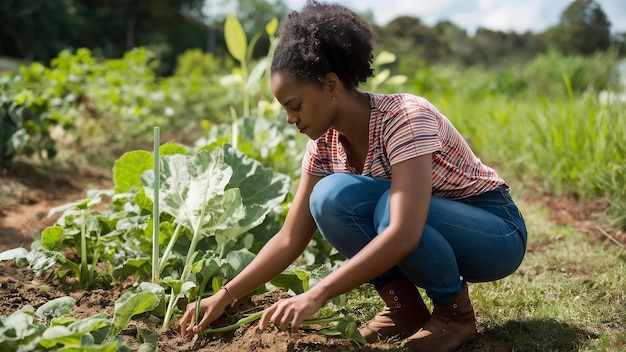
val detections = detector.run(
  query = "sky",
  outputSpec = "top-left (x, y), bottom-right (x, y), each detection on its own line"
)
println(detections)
top-left (283, 0), bottom-right (626, 34)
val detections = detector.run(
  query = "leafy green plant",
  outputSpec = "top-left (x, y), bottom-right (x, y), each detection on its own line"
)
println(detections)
top-left (1, 140), bottom-right (290, 301)
top-left (222, 14), bottom-right (279, 148)
top-left (26, 190), bottom-right (126, 288)
top-left (0, 283), bottom-right (163, 351)
top-left (0, 89), bottom-right (63, 165)
top-left (138, 143), bottom-right (290, 327)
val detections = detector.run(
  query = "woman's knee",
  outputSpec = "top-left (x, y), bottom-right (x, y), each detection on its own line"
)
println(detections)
top-left (309, 173), bottom-right (355, 218)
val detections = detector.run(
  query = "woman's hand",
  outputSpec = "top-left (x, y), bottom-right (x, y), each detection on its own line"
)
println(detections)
top-left (179, 291), bottom-right (230, 338)
top-left (258, 291), bottom-right (325, 333)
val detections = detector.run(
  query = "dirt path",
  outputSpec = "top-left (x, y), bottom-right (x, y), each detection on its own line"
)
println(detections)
top-left (0, 162), bottom-right (113, 252)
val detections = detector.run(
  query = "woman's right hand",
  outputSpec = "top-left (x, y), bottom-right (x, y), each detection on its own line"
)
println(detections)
top-left (179, 289), bottom-right (231, 338)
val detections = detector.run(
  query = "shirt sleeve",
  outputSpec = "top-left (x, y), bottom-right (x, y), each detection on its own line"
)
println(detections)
top-left (384, 101), bottom-right (441, 166)
top-left (301, 139), bottom-right (327, 176)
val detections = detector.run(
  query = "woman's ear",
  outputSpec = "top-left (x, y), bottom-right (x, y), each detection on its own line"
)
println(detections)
top-left (325, 72), bottom-right (341, 94)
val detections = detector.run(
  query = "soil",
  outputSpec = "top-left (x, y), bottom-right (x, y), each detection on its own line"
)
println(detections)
top-left (0, 161), bottom-right (624, 351)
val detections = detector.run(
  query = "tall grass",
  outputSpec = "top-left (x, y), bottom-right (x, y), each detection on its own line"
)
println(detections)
top-left (442, 87), bottom-right (625, 195)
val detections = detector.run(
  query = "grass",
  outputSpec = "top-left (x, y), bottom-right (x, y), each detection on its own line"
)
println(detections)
top-left (345, 199), bottom-right (626, 351)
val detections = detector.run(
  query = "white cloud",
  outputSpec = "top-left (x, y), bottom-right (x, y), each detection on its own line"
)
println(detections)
top-left (284, 0), bottom-right (626, 34)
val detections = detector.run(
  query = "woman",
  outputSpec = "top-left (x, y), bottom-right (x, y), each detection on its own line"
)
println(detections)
top-left (180, 1), bottom-right (527, 351)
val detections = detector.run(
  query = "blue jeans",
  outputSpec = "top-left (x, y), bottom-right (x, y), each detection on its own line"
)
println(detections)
top-left (309, 173), bottom-right (527, 306)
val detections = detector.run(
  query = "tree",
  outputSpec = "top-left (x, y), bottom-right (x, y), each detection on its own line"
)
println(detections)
top-left (0, 0), bottom-right (81, 61)
top-left (0, 0), bottom-right (208, 74)
top-left (234, 0), bottom-right (288, 57)
top-left (547, 0), bottom-right (611, 55)
top-left (379, 16), bottom-right (446, 65)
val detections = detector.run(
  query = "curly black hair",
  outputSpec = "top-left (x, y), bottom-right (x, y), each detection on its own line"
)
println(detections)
top-left (270, 0), bottom-right (376, 90)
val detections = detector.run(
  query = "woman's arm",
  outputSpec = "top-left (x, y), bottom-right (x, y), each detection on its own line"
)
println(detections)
top-left (180, 172), bottom-right (322, 336)
top-left (259, 153), bottom-right (433, 332)
top-left (219, 171), bottom-right (322, 300)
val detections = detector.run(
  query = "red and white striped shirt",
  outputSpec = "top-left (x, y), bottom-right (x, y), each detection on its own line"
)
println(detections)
top-left (302, 93), bottom-right (507, 198)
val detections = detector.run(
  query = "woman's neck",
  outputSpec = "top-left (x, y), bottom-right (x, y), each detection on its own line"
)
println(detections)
top-left (333, 90), bottom-right (371, 146)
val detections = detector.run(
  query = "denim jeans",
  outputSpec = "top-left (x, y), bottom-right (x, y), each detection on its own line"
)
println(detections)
top-left (309, 173), bottom-right (527, 306)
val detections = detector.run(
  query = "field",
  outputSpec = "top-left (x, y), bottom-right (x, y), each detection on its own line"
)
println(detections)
top-left (1, 19), bottom-right (626, 351)
top-left (1, 157), bottom-right (624, 351)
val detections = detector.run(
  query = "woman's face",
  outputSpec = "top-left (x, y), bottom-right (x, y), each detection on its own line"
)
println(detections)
top-left (271, 72), bottom-right (337, 140)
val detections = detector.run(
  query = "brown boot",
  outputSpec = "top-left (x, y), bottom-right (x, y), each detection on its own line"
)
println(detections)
top-left (404, 283), bottom-right (476, 352)
top-left (359, 279), bottom-right (430, 343)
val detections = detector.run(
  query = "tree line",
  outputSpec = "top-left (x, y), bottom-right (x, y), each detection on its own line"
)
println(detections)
top-left (0, 0), bottom-right (623, 75)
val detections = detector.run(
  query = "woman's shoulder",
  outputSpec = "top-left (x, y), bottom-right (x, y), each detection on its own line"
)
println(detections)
top-left (368, 92), bottom-right (435, 113)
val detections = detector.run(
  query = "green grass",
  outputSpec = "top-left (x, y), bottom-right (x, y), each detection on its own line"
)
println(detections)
top-left (345, 200), bottom-right (626, 351)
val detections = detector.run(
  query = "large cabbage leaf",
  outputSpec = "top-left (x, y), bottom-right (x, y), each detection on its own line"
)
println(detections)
top-left (141, 144), bottom-right (289, 257)
top-left (141, 146), bottom-right (246, 259)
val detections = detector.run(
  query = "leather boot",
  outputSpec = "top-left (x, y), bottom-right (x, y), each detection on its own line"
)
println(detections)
top-left (358, 279), bottom-right (430, 343)
top-left (404, 282), bottom-right (476, 352)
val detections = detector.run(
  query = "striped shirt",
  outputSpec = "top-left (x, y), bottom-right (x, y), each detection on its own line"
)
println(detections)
top-left (301, 93), bottom-right (508, 198)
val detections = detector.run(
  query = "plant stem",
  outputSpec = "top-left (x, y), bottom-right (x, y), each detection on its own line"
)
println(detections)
top-left (162, 291), bottom-right (179, 328)
top-left (80, 209), bottom-right (87, 287)
top-left (89, 251), bottom-right (100, 286)
top-left (162, 250), bottom-right (198, 329)
top-left (199, 311), bottom-right (263, 334)
top-left (230, 106), bottom-right (238, 149)
top-left (199, 311), bottom-right (345, 335)
top-left (158, 223), bottom-right (182, 273)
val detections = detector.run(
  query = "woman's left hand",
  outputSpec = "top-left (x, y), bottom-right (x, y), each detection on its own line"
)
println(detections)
top-left (258, 291), bottom-right (324, 333)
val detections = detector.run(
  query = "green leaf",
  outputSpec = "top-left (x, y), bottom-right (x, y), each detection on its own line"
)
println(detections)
top-left (39, 317), bottom-right (111, 348)
top-left (50, 316), bottom-right (78, 326)
top-left (222, 144), bottom-right (289, 209)
top-left (192, 258), bottom-right (221, 291)
top-left (159, 142), bottom-right (188, 156)
top-left (26, 241), bottom-right (64, 275)
top-left (217, 144), bottom-right (290, 250)
top-left (0, 247), bottom-right (28, 260)
top-left (41, 225), bottom-right (64, 251)
top-left (294, 269), bottom-right (311, 292)
top-left (6, 128), bottom-right (29, 157)
top-left (207, 189), bottom-right (246, 255)
top-left (55, 340), bottom-right (119, 352)
top-left (136, 327), bottom-right (158, 352)
top-left (136, 281), bottom-right (166, 296)
top-left (110, 289), bottom-right (160, 337)
top-left (223, 249), bottom-right (255, 278)
top-left (317, 316), bottom-right (366, 346)
top-left (373, 50), bottom-right (397, 66)
top-left (142, 149), bottom-right (234, 235)
top-left (46, 192), bottom-right (105, 217)
top-left (225, 15), bottom-right (247, 62)
top-left (266, 17), bottom-right (279, 36)
top-left (114, 150), bottom-right (153, 193)
top-left (35, 296), bottom-right (76, 322)
top-left (270, 271), bottom-right (304, 295)
top-left (0, 306), bottom-right (41, 342)
top-left (246, 58), bottom-right (268, 93)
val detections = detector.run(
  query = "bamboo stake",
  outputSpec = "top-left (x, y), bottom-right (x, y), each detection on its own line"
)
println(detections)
top-left (152, 127), bottom-right (160, 284)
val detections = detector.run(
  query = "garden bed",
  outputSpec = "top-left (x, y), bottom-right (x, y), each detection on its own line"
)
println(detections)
top-left (1, 161), bottom-right (624, 351)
